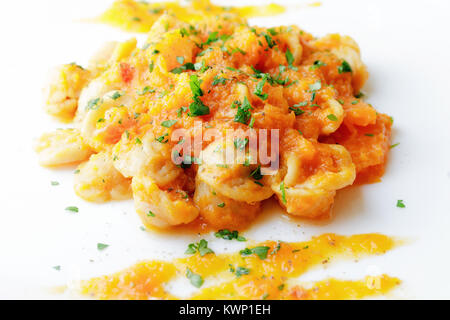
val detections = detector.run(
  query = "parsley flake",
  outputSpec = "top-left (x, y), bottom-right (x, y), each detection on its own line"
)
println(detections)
top-left (240, 246), bottom-right (270, 260)
top-left (327, 114), bottom-right (338, 121)
top-left (234, 96), bottom-right (253, 124)
top-left (186, 268), bottom-right (204, 288)
top-left (397, 200), bottom-right (406, 208)
top-left (65, 206), bottom-right (78, 213)
top-left (161, 120), bottom-right (177, 128)
top-left (280, 181), bottom-right (287, 204)
top-left (97, 243), bottom-right (109, 251)
top-left (214, 229), bottom-right (246, 241)
top-left (338, 60), bottom-right (352, 74)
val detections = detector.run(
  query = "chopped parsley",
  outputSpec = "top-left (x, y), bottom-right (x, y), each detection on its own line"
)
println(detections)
top-left (248, 116), bottom-right (255, 128)
top-left (97, 243), bottom-right (109, 251)
top-left (180, 28), bottom-right (189, 37)
top-left (204, 31), bottom-right (219, 45)
top-left (285, 49), bottom-right (294, 66)
top-left (65, 206), bottom-right (78, 213)
top-left (212, 76), bottom-right (228, 86)
top-left (137, 86), bottom-right (155, 95)
top-left (188, 75), bottom-right (210, 116)
top-left (234, 137), bottom-right (249, 150)
top-left (250, 165), bottom-right (263, 181)
top-left (390, 143), bottom-right (400, 149)
top-left (240, 246), bottom-right (270, 260)
top-left (338, 60), bottom-right (352, 74)
top-left (267, 27), bottom-right (278, 36)
top-left (186, 268), bottom-right (204, 288)
top-left (185, 239), bottom-right (214, 256)
top-left (149, 8), bottom-right (163, 14)
top-left (327, 114), bottom-right (338, 121)
top-left (309, 80), bottom-right (322, 92)
top-left (86, 98), bottom-right (101, 110)
top-left (214, 229), bottom-right (246, 241)
top-left (254, 75), bottom-right (268, 100)
top-left (235, 266), bottom-right (250, 278)
top-left (177, 106), bottom-right (188, 118)
top-left (111, 91), bottom-right (122, 100)
top-left (310, 60), bottom-right (326, 70)
top-left (170, 61), bottom-right (196, 74)
top-left (217, 202), bottom-right (226, 208)
top-left (396, 200), bottom-right (406, 208)
top-left (188, 99), bottom-right (210, 116)
top-left (51, 181), bottom-right (59, 186)
top-left (194, 60), bottom-right (209, 73)
top-left (280, 181), bottom-right (287, 204)
top-left (161, 119), bottom-right (177, 128)
top-left (231, 47), bottom-right (246, 55)
top-left (155, 133), bottom-right (169, 143)
top-left (147, 211), bottom-right (155, 217)
top-left (197, 47), bottom-right (213, 57)
top-left (262, 32), bottom-right (276, 48)
top-left (271, 241), bottom-right (282, 255)
top-left (234, 96), bottom-right (253, 124)
top-left (289, 101), bottom-right (306, 116)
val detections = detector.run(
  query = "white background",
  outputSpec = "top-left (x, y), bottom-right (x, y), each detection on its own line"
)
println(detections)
top-left (0, 0), bottom-right (449, 299)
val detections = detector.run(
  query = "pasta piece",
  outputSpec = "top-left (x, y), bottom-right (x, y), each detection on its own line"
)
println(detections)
top-left (314, 34), bottom-right (368, 93)
top-left (151, 28), bottom-right (198, 73)
top-left (272, 130), bottom-right (355, 218)
top-left (88, 41), bottom-right (119, 77)
top-left (74, 152), bottom-right (132, 202)
top-left (197, 138), bottom-right (274, 203)
top-left (34, 129), bottom-right (93, 167)
top-left (79, 90), bottom-right (135, 152)
top-left (112, 131), bottom-right (182, 186)
top-left (194, 180), bottom-right (261, 229)
top-left (74, 78), bottom-right (122, 125)
top-left (132, 175), bottom-right (199, 228)
top-left (226, 26), bottom-right (265, 68)
top-left (35, 6), bottom-right (393, 227)
top-left (43, 64), bottom-right (91, 122)
top-left (278, 26), bottom-right (303, 65)
top-left (330, 113), bottom-right (392, 183)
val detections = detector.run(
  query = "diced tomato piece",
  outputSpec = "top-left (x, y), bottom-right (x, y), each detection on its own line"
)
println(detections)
top-left (120, 63), bottom-right (134, 84)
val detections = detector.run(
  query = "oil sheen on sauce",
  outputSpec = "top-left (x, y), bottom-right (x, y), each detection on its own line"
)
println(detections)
top-left (80, 233), bottom-right (400, 300)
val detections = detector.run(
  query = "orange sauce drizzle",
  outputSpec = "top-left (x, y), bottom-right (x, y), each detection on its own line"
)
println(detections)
top-left (80, 233), bottom-right (400, 300)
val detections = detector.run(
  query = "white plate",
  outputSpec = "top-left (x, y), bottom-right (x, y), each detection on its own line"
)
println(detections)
top-left (0, 0), bottom-right (449, 299)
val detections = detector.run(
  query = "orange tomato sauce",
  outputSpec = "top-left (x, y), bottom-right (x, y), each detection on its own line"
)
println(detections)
top-left (80, 233), bottom-right (400, 300)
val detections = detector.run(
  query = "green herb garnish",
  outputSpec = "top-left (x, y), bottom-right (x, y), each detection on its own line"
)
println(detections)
top-left (214, 229), bottom-right (246, 241)
top-left (186, 268), bottom-right (204, 288)
top-left (338, 60), bottom-right (352, 74)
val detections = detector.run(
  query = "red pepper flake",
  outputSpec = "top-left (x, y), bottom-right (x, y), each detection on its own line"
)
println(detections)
top-left (120, 63), bottom-right (135, 84)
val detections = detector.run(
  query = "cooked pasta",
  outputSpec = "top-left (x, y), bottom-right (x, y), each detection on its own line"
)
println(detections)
top-left (35, 0), bottom-right (392, 229)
